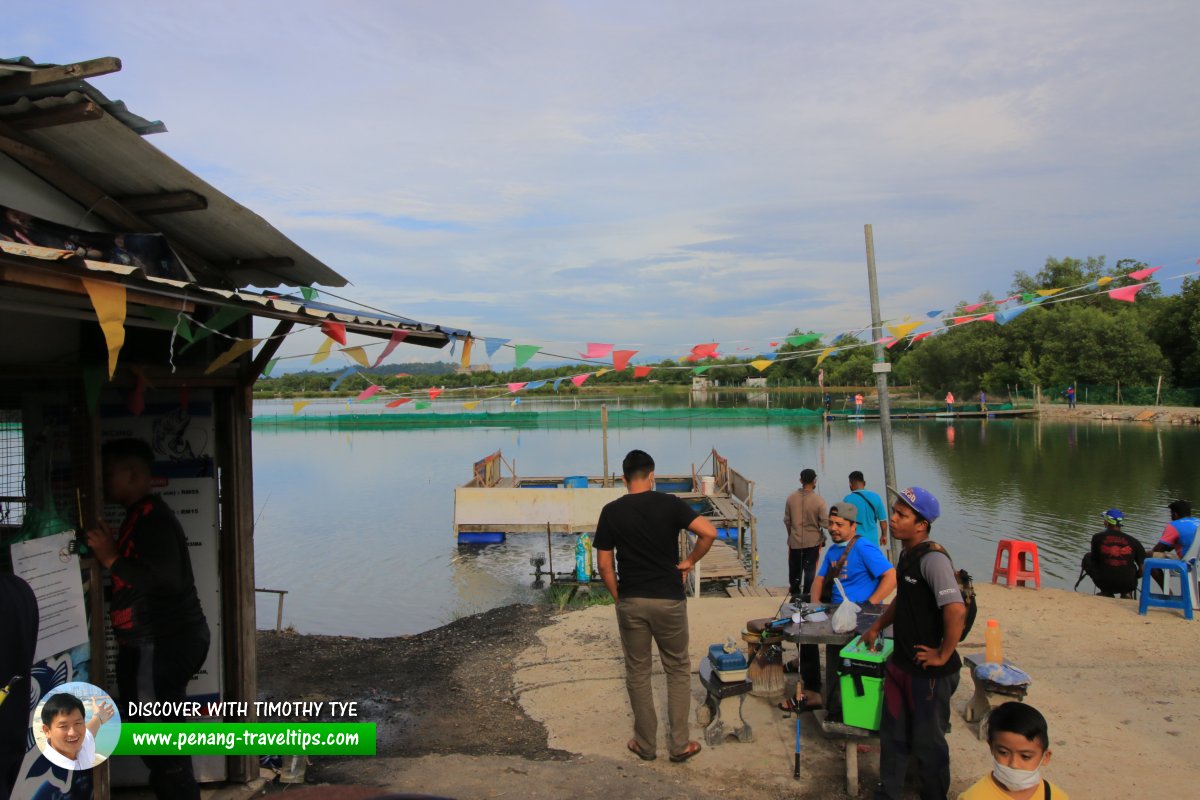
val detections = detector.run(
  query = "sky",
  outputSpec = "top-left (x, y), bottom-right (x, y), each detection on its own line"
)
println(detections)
top-left (8, 1), bottom-right (1200, 368)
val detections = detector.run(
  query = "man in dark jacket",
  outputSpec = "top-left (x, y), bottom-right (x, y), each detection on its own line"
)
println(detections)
top-left (1080, 509), bottom-right (1145, 598)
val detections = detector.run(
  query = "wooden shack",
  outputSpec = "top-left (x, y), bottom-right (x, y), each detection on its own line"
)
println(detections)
top-left (0, 56), bottom-right (463, 797)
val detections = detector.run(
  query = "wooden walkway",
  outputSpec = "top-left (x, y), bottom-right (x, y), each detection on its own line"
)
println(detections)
top-left (724, 584), bottom-right (790, 599)
top-left (696, 540), bottom-right (750, 583)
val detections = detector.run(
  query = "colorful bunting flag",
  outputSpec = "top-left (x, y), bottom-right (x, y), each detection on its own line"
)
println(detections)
top-left (514, 344), bottom-right (541, 368)
top-left (292, 401), bottom-right (311, 415)
top-left (355, 386), bottom-right (381, 402)
top-left (816, 346), bottom-right (835, 367)
top-left (512, 397), bottom-right (522, 406)
top-left (342, 346), bottom-right (370, 368)
top-left (1128, 266), bottom-right (1161, 281)
top-left (300, 287), bottom-right (319, 301)
top-left (961, 302), bottom-right (986, 313)
top-left (594, 368), bottom-right (610, 377)
top-left (320, 320), bottom-right (347, 345)
top-left (750, 359), bottom-right (773, 372)
top-left (693, 365), bottom-right (711, 374)
top-left (313, 337), bottom-right (334, 364)
top-left (885, 337), bottom-right (901, 349)
top-left (553, 377), bottom-right (566, 391)
top-left (926, 309), bottom-right (944, 318)
top-left (413, 401), bottom-right (431, 410)
top-left (460, 336), bottom-right (474, 368)
top-left (463, 401), bottom-right (480, 410)
top-left (181, 306), bottom-right (250, 351)
top-left (978, 313), bottom-right (996, 323)
top-left (1035, 288), bottom-right (1064, 297)
top-left (484, 338), bottom-right (511, 358)
top-left (996, 305), bottom-right (1030, 325)
top-left (262, 359), bottom-right (278, 377)
top-left (571, 373), bottom-right (590, 387)
top-left (524, 380), bottom-right (547, 390)
top-left (690, 343), bottom-right (719, 358)
top-left (612, 349), bottom-right (638, 371)
top-left (429, 388), bottom-right (444, 400)
top-left (82, 278), bottom-right (127, 378)
top-left (911, 331), bottom-right (932, 343)
top-left (507, 382), bottom-right (527, 393)
top-left (204, 338), bottom-right (261, 375)
top-left (769, 341), bottom-right (779, 347)
top-left (1096, 276), bottom-right (1113, 286)
top-left (143, 307), bottom-right (195, 343)
top-left (1108, 284), bottom-right (1146, 303)
top-left (373, 330), bottom-right (409, 366)
top-left (887, 321), bottom-right (923, 340)
top-left (786, 334), bottom-right (821, 348)
top-left (447, 333), bottom-right (457, 356)
top-left (386, 398), bottom-right (412, 408)
top-left (582, 342), bottom-right (613, 359)
top-left (329, 367), bottom-right (356, 390)
top-left (633, 366), bottom-right (652, 379)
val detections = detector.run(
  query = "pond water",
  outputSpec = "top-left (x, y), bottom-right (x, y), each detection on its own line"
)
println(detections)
top-left (251, 404), bottom-right (1199, 636)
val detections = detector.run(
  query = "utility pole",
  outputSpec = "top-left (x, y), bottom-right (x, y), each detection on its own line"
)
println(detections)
top-left (600, 403), bottom-right (609, 485)
top-left (864, 224), bottom-right (900, 563)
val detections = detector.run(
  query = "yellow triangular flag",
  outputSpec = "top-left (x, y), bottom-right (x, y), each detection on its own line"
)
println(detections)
top-left (816, 346), bottom-right (835, 367)
top-left (887, 320), bottom-right (923, 340)
top-left (460, 336), bottom-right (474, 369)
top-left (81, 278), bottom-right (127, 378)
top-left (342, 345), bottom-right (370, 368)
top-left (750, 359), bottom-right (773, 372)
top-left (594, 368), bottom-right (610, 377)
top-left (312, 337), bottom-right (334, 364)
top-left (463, 401), bottom-right (480, 410)
top-left (205, 338), bottom-right (261, 375)
top-left (1036, 288), bottom-right (1065, 297)
top-left (292, 401), bottom-right (311, 415)
top-left (1097, 276), bottom-right (1113, 286)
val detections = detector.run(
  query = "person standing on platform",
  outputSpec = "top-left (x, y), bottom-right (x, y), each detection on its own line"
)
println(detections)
top-left (784, 468), bottom-right (828, 599)
top-left (855, 393), bottom-right (864, 414)
top-left (824, 392), bottom-right (833, 414)
top-left (844, 471), bottom-right (889, 548)
top-left (595, 449), bottom-right (717, 764)
top-left (979, 390), bottom-right (987, 413)
top-left (86, 438), bottom-right (210, 800)
top-left (1065, 385), bottom-right (1076, 408)
top-left (944, 391), bottom-right (955, 413)
top-left (864, 487), bottom-right (966, 800)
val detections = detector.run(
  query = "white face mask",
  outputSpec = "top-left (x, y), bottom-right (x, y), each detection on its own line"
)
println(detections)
top-left (992, 759), bottom-right (1043, 791)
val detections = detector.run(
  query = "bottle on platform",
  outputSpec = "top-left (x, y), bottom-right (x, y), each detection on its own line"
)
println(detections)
top-left (985, 619), bottom-right (1003, 663)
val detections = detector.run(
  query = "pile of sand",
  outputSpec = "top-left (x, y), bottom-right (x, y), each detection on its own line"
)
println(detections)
top-left (516, 583), bottom-right (1197, 798)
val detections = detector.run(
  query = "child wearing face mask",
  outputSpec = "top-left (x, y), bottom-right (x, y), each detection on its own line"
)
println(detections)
top-left (959, 702), bottom-right (1068, 799)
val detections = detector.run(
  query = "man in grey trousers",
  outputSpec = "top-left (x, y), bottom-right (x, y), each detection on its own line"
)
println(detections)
top-left (595, 449), bottom-right (718, 763)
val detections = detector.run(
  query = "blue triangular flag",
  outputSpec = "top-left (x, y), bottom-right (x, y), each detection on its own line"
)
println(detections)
top-left (525, 380), bottom-right (547, 390)
top-left (484, 338), bottom-right (511, 358)
top-left (330, 367), bottom-right (356, 390)
top-left (926, 309), bottom-right (944, 318)
top-left (448, 333), bottom-right (458, 356)
top-left (996, 305), bottom-right (1030, 326)
top-left (553, 377), bottom-right (565, 392)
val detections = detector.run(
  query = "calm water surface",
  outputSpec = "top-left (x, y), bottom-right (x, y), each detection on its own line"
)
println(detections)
top-left (251, 404), bottom-right (1199, 636)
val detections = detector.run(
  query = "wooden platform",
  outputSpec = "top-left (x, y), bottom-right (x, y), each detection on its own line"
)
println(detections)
top-left (697, 540), bottom-right (750, 583)
top-left (725, 584), bottom-right (790, 598)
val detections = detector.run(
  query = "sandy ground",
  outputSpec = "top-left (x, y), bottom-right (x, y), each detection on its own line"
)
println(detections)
top-left (516, 583), bottom-right (1198, 799)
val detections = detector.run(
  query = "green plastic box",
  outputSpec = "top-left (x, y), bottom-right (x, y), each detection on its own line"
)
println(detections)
top-left (838, 634), bottom-right (894, 731)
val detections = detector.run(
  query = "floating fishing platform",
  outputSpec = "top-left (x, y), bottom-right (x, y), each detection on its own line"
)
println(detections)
top-left (835, 406), bottom-right (1035, 421)
top-left (453, 448), bottom-right (759, 590)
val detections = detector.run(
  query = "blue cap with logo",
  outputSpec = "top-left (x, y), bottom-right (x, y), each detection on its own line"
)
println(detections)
top-left (897, 486), bottom-right (941, 523)
top-left (1102, 508), bottom-right (1124, 525)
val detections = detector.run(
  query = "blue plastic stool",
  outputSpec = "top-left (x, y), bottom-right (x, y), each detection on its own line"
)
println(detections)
top-left (1138, 559), bottom-right (1195, 620)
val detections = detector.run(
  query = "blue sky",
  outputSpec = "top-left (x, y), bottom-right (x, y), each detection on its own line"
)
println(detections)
top-left (9, 2), bottom-right (1199, 366)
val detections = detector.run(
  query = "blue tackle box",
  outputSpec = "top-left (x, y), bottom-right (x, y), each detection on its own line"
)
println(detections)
top-left (707, 644), bottom-right (749, 681)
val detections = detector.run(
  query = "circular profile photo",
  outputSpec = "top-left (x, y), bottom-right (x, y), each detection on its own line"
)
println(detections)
top-left (33, 682), bottom-right (121, 771)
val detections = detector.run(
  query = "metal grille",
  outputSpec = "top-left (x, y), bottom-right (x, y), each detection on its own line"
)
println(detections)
top-left (0, 408), bottom-right (25, 528)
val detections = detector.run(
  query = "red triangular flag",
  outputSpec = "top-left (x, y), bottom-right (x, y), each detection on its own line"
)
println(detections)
top-left (355, 386), bottom-right (381, 402)
top-left (429, 388), bottom-right (444, 400)
top-left (385, 398), bottom-right (412, 408)
top-left (571, 373), bottom-right (590, 387)
top-left (1127, 266), bottom-right (1161, 281)
top-left (633, 366), bottom-right (652, 379)
top-left (321, 321), bottom-right (347, 345)
top-left (373, 329), bottom-right (410, 366)
top-left (507, 382), bottom-right (527, 393)
top-left (612, 349), bottom-right (638, 371)
top-left (1108, 284), bottom-right (1146, 303)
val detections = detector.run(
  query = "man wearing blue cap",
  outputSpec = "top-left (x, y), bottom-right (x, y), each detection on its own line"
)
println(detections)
top-left (1080, 509), bottom-right (1145, 598)
top-left (863, 486), bottom-right (966, 800)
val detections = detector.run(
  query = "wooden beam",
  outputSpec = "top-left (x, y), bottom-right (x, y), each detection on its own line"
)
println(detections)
top-left (118, 190), bottom-right (208, 216)
top-left (3, 100), bottom-right (104, 131)
top-left (0, 260), bottom-right (196, 312)
top-left (248, 320), bottom-right (293, 381)
top-left (218, 257), bottom-right (295, 272)
top-left (0, 132), bottom-right (55, 167)
top-left (0, 57), bottom-right (122, 94)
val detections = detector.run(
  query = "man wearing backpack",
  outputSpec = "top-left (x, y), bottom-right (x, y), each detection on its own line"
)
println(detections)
top-left (863, 487), bottom-right (967, 800)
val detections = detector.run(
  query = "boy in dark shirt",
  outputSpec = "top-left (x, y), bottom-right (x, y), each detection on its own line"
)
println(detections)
top-left (86, 438), bottom-right (209, 800)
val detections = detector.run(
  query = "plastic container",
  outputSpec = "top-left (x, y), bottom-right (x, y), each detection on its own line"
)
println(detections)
top-left (838, 635), bottom-right (894, 731)
top-left (563, 475), bottom-right (589, 488)
top-left (700, 475), bottom-right (716, 495)
top-left (708, 643), bottom-right (749, 681)
top-left (985, 619), bottom-right (1003, 663)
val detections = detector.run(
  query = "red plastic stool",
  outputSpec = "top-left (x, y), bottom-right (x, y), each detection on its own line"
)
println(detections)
top-left (992, 540), bottom-right (1041, 588)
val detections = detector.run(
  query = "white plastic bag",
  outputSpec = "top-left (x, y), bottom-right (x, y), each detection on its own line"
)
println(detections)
top-left (831, 578), bottom-right (860, 633)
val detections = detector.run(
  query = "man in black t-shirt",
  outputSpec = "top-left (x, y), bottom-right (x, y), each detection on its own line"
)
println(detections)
top-left (87, 438), bottom-right (209, 800)
top-left (595, 450), bottom-right (718, 764)
top-left (1081, 509), bottom-right (1145, 598)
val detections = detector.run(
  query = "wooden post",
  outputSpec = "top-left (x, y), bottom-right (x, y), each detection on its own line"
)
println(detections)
top-left (750, 516), bottom-right (758, 586)
top-left (1156, 375), bottom-right (1163, 406)
top-left (1117, 380), bottom-right (1121, 405)
top-left (600, 403), bottom-right (609, 486)
top-left (864, 224), bottom-right (901, 563)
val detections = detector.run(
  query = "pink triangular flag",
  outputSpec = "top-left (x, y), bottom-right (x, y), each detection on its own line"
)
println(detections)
top-left (507, 382), bottom-right (527, 393)
top-left (355, 386), bottom-right (381, 402)
top-left (1127, 266), bottom-right (1161, 281)
top-left (884, 337), bottom-right (901, 349)
top-left (429, 388), bottom-right (444, 399)
top-left (633, 366), bottom-right (652, 379)
top-left (978, 313), bottom-right (996, 323)
top-left (961, 302), bottom-right (986, 313)
top-left (612, 349), bottom-right (638, 371)
top-left (571, 373), bottom-right (591, 387)
top-left (581, 343), bottom-right (613, 359)
top-left (690, 343), bottom-right (719, 358)
top-left (373, 329), bottom-right (410, 366)
top-left (911, 331), bottom-right (932, 343)
top-left (1108, 284), bottom-right (1147, 302)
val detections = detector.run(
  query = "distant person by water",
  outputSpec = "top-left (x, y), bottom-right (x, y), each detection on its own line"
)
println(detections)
top-left (945, 391), bottom-right (955, 412)
top-left (784, 468), bottom-right (827, 599)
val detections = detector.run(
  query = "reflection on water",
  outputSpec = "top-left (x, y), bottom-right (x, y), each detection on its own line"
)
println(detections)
top-left (251, 409), bottom-right (1199, 636)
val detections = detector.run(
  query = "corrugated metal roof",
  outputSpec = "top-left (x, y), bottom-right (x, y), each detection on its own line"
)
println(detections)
top-left (0, 57), bottom-right (347, 289)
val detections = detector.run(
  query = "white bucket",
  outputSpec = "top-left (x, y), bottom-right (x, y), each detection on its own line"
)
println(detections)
top-left (700, 475), bottom-right (716, 495)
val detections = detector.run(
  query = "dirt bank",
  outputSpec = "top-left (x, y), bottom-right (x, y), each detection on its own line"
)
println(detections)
top-left (1037, 401), bottom-right (1200, 424)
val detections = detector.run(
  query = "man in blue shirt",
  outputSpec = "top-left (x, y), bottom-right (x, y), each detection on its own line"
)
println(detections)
top-left (788, 503), bottom-right (896, 711)
top-left (844, 471), bottom-right (889, 549)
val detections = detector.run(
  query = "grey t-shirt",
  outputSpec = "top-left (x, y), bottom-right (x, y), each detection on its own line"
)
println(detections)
top-left (919, 551), bottom-right (964, 607)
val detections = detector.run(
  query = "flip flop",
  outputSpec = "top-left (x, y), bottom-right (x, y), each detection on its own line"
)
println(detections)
top-left (669, 741), bottom-right (702, 763)
top-left (777, 694), bottom-right (822, 714)
top-left (627, 740), bottom-right (656, 761)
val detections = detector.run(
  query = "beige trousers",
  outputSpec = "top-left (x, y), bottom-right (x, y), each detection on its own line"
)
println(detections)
top-left (615, 596), bottom-right (692, 757)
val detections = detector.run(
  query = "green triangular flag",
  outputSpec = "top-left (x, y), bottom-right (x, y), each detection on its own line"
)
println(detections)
top-left (413, 401), bottom-right (431, 410)
top-left (181, 306), bottom-right (250, 352)
top-left (693, 365), bottom-right (711, 374)
top-left (786, 333), bottom-right (822, 348)
top-left (301, 287), bottom-right (319, 301)
top-left (1021, 293), bottom-right (1036, 304)
top-left (513, 345), bottom-right (541, 368)
top-left (262, 359), bottom-right (278, 377)
top-left (143, 307), bottom-right (195, 343)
